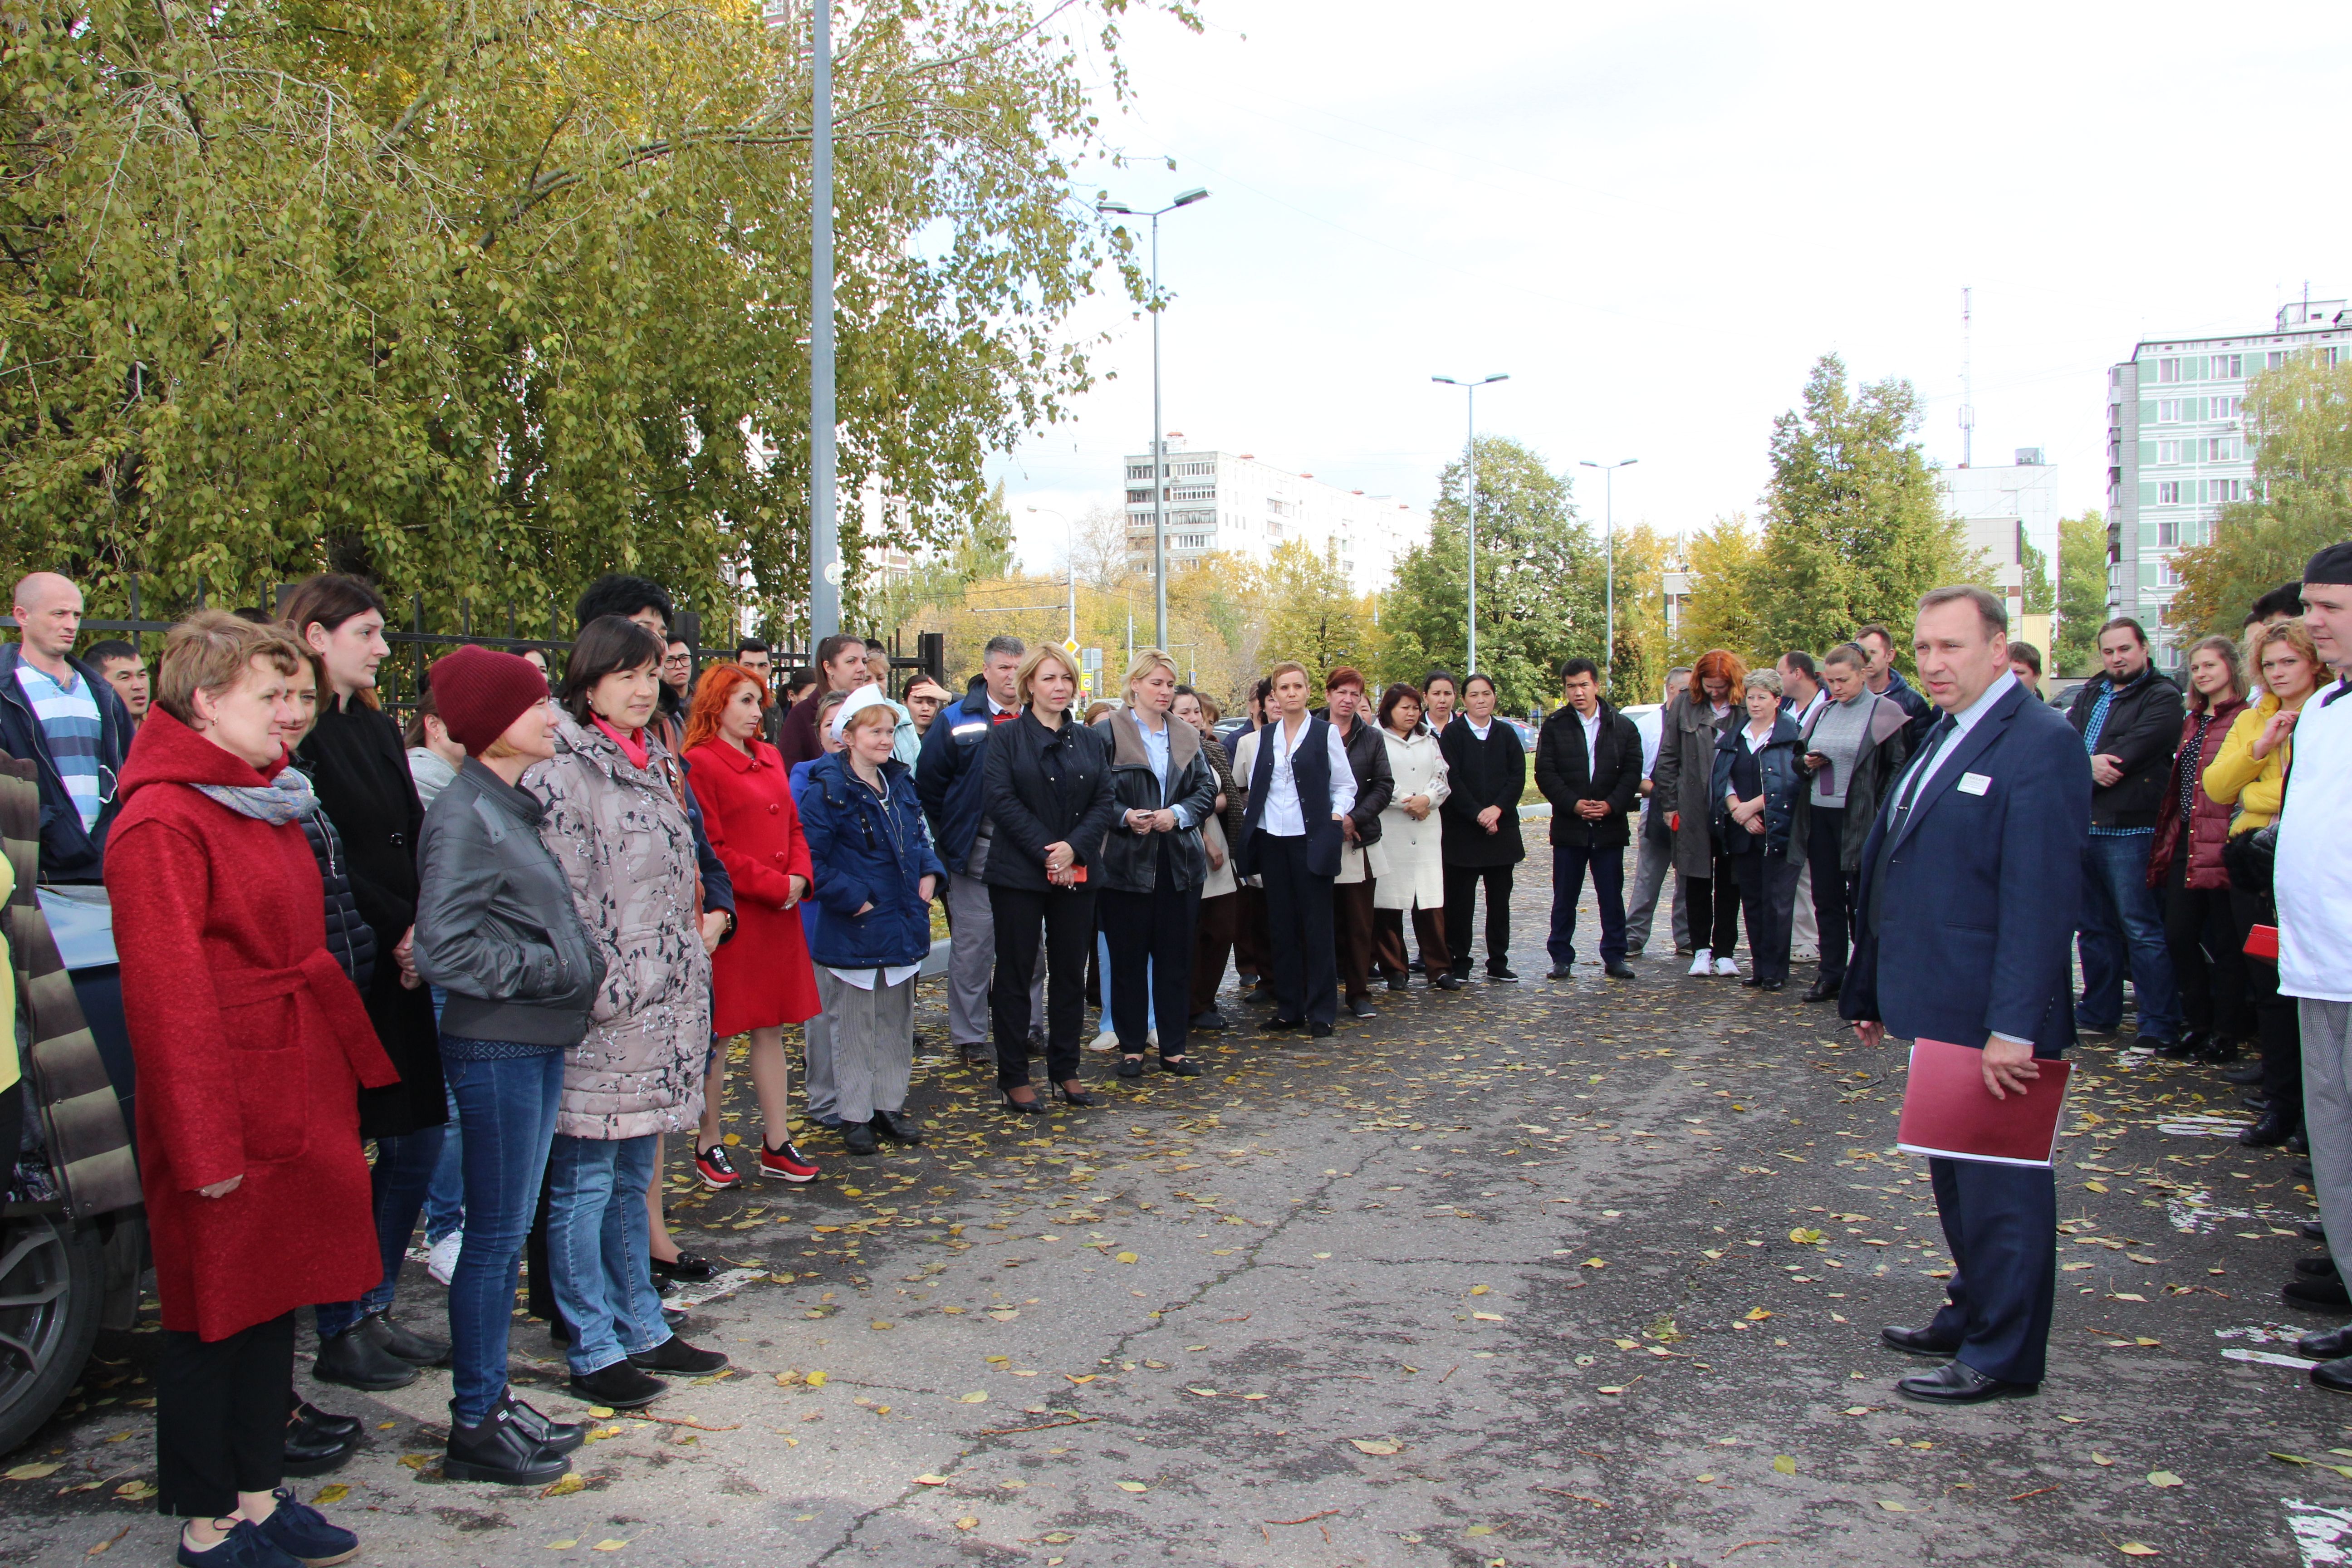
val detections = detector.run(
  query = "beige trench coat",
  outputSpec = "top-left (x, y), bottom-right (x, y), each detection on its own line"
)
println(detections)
top-left (1374, 725), bottom-right (1450, 911)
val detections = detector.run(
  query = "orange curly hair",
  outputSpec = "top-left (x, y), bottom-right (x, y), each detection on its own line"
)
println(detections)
top-left (684, 662), bottom-right (767, 754)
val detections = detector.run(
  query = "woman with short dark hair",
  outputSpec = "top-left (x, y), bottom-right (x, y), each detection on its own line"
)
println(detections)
top-left (1436, 672), bottom-right (1524, 984)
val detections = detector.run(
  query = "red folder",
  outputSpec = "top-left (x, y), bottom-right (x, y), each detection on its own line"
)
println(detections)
top-left (1895, 1038), bottom-right (2073, 1168)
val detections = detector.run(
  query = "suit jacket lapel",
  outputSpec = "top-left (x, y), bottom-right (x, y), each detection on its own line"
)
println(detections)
top-left (1891, 684), bottom-right (2026, 853)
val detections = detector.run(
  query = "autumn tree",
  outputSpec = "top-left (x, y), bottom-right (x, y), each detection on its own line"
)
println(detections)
top-left (1670, 515), bottom-right (1768, 667)
top-left (2053, 510), bottom-right (2112, 675)
top-left (1261, 540), bottom-right (1374, 680)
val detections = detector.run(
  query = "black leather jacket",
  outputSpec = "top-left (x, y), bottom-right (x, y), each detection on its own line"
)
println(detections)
top-left (2065, 666), bottom-right (2185, 829)
top-left (979, 708), bottom-right (1118, 892)
top-left (1092, 711), bottom-right (1220, 893)
top-left (413, 757), bottom-right (605, 1047)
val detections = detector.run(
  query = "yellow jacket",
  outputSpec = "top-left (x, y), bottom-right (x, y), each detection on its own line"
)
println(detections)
top-left (2202, 695), bottom-right (2295, 834)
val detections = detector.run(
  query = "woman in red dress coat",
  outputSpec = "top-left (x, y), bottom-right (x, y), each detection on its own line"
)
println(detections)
top-left (106, 612), bottom-right (394, 1564)
top-left (684, 664), bottom-right (823, 1185)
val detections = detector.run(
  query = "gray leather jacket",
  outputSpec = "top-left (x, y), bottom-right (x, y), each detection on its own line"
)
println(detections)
top-left (414, 757), bottom-right (604, 1047)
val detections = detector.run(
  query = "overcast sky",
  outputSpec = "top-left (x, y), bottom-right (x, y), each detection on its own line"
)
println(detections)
top-left (983, 0), bottom-right (2352, 575)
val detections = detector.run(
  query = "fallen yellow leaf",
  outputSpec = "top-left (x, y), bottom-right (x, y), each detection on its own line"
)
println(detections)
top-left (954, 1517), bottom-right (979, 1531)
top-left (541, 1475), bottom-right (587, 1498)
top-left (591, 1539), bottom-right (630, 1552)
top-left (805, 1371), bottom-right (828, 1387)
top-left (1115, 1252), bottom-right (1139, 1264)
top-left (546, 1541), bottom-right (579, 1551)
top-left (960, 1392), bottom-right (989, 1404)
top-left (1472, 1312), bottom-right (1505, 1322)
top-left (2146, 1471), bottom-right (2183, 1488)
top-left (1114, 1480), bottom-right (1148, 1492)
top-left (1350, 1438), bottom-right (1402, 1455)
top-left (1773, 1455), bottom-right (1797, 1475)
top-left (1469, 1285), bottom-right (1489, 1295)
top-left (2118, 1547), bottom-right (2159, 1558)
top-left (310, 1484), bottom-right (348, 1505)
top-left (5, 1463), bottom-right (61, 1481)
top-left (1745, 1308), bottom-right (1773, 1322)
top-left (914, 1475), bottom-right (949, 1486)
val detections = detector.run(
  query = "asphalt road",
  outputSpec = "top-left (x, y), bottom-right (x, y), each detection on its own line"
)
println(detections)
top-left (8, 864), bottom-right (2344, 1567)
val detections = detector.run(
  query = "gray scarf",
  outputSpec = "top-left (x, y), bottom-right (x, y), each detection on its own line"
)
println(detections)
top-left (194, 765), bottom-right (320, 827)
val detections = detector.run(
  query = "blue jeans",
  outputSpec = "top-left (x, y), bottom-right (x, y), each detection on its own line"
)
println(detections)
top-left (545, 1133), bottom-right (667, 1377)
top-left (422, 988), bottom-right (465, 1244)
top-left (444, 1049), bottom-right (564, 1425)
top-left (2077, 833), bottom-right (2183, 1044)
top-left (314, 1126), bottom-right (447, 1340)
top-left (1546, 843), bottom-right (1627, 967)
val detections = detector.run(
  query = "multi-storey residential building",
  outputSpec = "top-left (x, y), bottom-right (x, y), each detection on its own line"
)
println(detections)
top-left (1121, 439), bottom-right (1428, 595)
top-left (2107, 299), bottom-right (2352, 662)
top-left (1941, 450), bottom-right (2060, 623)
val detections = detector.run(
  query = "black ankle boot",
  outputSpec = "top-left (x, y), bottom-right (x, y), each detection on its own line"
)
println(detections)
top-left (442, 1400), bottom-right (571, 1485)
top-left (498, 1392), bottom-right (586, 1455)
top-left (314, 1325), bottom-right (419, 1391)
top-left (2240, 1107), bottom-right (2297, 1147)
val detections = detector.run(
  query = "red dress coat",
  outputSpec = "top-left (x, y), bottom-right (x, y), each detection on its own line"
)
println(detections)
top-left (105, 710), bottom-right (397, 1341)
top-left (2148, 694), bottom-right (2249, 892)
top-left (687, 738), bottom-right (822, 1034)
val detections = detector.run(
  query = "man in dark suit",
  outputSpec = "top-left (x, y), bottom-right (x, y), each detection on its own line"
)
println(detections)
top-left (1535, 657), bottom-right (1641, 980)
top-left (1843, 585), bottom-right (2092, 1405)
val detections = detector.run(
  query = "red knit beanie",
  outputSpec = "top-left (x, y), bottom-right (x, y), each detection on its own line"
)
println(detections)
top-left (430, 646), bottom-right (550, 756)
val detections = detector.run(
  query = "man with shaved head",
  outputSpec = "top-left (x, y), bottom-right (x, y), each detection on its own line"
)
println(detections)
top-left (2, 572), bottom-right (134, 882)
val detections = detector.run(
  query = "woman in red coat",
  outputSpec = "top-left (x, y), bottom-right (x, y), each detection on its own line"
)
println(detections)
top-left (684, 663), bottom-right (823, 1186)
top-left (106, 612), bottom-right (394, 1565)
top-left (2148, 632), bottom-right (2253, 1064)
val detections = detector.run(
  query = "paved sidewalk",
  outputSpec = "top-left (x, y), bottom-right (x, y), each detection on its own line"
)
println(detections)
top-left (8, 868), bottom-right (2336, 1565)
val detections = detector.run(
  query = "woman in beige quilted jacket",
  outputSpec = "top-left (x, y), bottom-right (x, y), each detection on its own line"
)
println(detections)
top-left (526, 616), bottom-right (727, 1409)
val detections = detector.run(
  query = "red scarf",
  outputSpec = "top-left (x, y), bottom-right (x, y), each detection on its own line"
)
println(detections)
top-left (593, 715), bottom-right (651, 771)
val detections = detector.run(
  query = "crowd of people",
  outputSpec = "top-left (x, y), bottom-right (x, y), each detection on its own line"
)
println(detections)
top-left (2, 547), bottom-right (2348, 1563)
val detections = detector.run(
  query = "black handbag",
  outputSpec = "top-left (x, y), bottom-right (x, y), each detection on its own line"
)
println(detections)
top-left (2221, 822), bottom-right (2277, 901)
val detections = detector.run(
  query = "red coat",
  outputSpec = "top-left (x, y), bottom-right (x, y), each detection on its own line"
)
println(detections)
top-left (687, 738), bottom-right (822, 1034)
top-left (2148, 694), bottom-right (2248, 892)
top-left (105, 710), bottom-right (397, 1341)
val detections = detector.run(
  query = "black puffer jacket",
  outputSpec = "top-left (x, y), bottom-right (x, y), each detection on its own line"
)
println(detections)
top-left (2065, 665), bottom-right (2185, 829)
top-left (1092, 710), bottom-right (1220, 894)
top-left (1335, 715), bottom-right (1395, 846)
top-left (291, 768), bottom-right (377, 990)
top-left (979, 708), bottom-right (1118, 893)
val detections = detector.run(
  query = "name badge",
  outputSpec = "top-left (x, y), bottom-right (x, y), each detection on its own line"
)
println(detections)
top-left (1958, 772), bottom-right (1991, 795)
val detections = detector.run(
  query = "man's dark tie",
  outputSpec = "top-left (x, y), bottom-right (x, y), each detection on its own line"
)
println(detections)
top-left (1868, 712), bottom-right (1955, 936)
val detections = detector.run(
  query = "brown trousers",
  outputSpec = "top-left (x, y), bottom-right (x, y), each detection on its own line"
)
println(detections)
top-left (1234, 886), bottom-right (1270, 984)
top-left (1374, 904), bottom-right (1451, 979)
top-left (1191, 892), bottom-right (1238, 1014)
top-left (1334, 877), bottom-right (1378, 1001)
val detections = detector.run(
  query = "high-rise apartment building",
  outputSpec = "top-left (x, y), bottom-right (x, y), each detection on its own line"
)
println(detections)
top-left (1941, 451), bottom-right (2060, 622)
top-left (2107, 299), bottom-right (2352, 662)
top-left (1122, 440), bottom-right (1427, 595)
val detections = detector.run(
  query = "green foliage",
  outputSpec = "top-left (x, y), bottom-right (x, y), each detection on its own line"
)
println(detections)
top-left (1376, 436), bottom-right (1602, 712)
top-left (2053, 510), bottom-right (2110, 676)
top-left (1670, 515), bottom-right (1766, 668)
top-left (1261, 540), bottom-right (1373, 680)
top-left (1744, 355), bottom-right (1975, 661)
top-left (2019, 536), bottom-right (2055, 617)
top-left (0, 0), bottom-right (1166, 638)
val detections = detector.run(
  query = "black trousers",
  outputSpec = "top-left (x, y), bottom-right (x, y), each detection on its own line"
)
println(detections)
top-left (1443, 862), bottom-right (1514, 976)
top-left (1100, 842), bottom-right (1200, 1060)
top-left (1730, 847), bottom-right (1802, 985)
top-left (1234, 886), bottom-right (1270, 984)
top-left (2164, 846), bottom-right (2253, 1040)
top-left (1255, 832), bottom-right (1338, 1027)
top-left (157, 1311), bottom-right (295, 1518)
top-left (1807, 805), bottom-right (1853, 983)
top-left (1191, 892), bottom-right (1238, 1014)
top-left (990, 883), bottom-right (1096, 1089)
top-left (1680, 852), bottom-right (1742, 956)
top-left (2230, 884), bottom-right (2301, 1123)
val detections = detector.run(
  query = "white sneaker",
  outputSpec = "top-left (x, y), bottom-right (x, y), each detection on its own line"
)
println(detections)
top-left (426, 1230), bottom-right (463, 1286)
top-left (1687, 949), bottom-right (1713, 977)
top-left (1715, 956), bottom-right (1740, 977)
top-left (1088, 1028), bottom-right (1119, 1053)
top-left (1147, 1029), bottom-right (1159, 1049)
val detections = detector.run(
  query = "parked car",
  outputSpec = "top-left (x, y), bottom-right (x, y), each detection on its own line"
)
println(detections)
top-left (1212, 716), bottom-right (1251, 749)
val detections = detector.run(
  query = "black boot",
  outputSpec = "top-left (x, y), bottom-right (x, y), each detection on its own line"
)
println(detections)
top-left (442, 1400), bottom-right (572, 1485)
top-left (363, 1309), bottom-right (451, 1367)
top-left (314, 1324), bottom-right (419, 1391)
top-left (283, 1407), bottom-right (353, 1478)
top-left (499, 1391), bottom-right (586, 1456)
top-left (2241, 1108), bottom-right (2297, 1147)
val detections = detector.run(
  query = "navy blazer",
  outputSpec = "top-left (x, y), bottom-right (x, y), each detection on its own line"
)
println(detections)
top-left (1235, 715), bottom-right (1344, 880)
top-left (1840, 681), bottom-right (2091, 1055)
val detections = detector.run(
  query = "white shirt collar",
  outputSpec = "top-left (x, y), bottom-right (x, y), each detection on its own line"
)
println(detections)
top-left (1945, 670), bottom-right (2019, 739)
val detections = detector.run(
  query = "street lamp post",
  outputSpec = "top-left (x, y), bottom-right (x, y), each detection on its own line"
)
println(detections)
top-left (1026, 505), bottom-right (1073, 642)
top-left (1432, 374), bottom-right (1508, 676)
top-left (1099, 189), bottom-right (1210, 652)
top-left (1578, 458), bottom-right (1638, 686)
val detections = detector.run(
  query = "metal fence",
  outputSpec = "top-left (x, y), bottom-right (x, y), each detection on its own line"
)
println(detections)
top-left (2, 575), bottom-right (946, 720)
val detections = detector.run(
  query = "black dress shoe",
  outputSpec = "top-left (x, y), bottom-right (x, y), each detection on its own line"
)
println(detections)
top-left (569, 1362), bottom-right (666, 1409)
top-left (1432, 974), bottom-right (1465, 992)
top-left (2245, 1092), bottom-right (2273, 1110)
top-left (283, 1411), bottom-right (353, 1478)
top-left (1803, 976), bottom-right (1842, 1002)
top-left (2301, 1325), bottom-right (2352, 1360)
top-left (872, 1106), bottom-right (926, 1144)
top-left (650, 1252), bottom-right (718, 1284)
top-left (1116, 1055), bottom-right (1146, 1078)
top-left (442, 1400), bottom-right (573, 1485)
top-left (499, 1392), bottom-right (586, 1455)
top-left (2285, 1277), bottom-right (2352, 1309)
top-left (2299, 1255), bottom-right (2341, 1278)
top-left (363, 1309), bottom-right (451, 1367)
top-left (1739, 975), bottom-right (1763, 988)
top-left (1245, 984), bottom-right (1277, 1005)
top-left (2224, 1062), bottom-right (2265, 1084)
top-left (1191, 1008), bottom-right (1230, 1029)
top-left (1548, 963), bottom-right (1576, 980)
top-left (2241, 1108), bottom-right (2297, 1147)
top-left (1604, 961), bottom-right (1637, 980)
top-left (1266, 1014), bottom-right (1304, 1031)
top-left (628, 1334), bottom-right (729, 1374)
top-left (1897, 1360), bottom-right (2034, 1404)
top-left (1310, 1022), bottom-right (1333, 1039)
top-left (2290, 1129), bottom-right (2311, 1155)
top-left (1759, 979), bottom-right (1786, 992)
top-left (840, 1120), bottom-right (879, 1156)
top-left (2314, 1357), bottom-right (2352, 1395)
top-left (1157, 1057), bottom-right (1204, 1077)
top-left (1385, 975), bottom-right (1410, 992)
top-left (314, 1325), bottom-right (419, 1391)
top-left (1347, 996), bottom-right (1378, 1019)
top-left (2155, 1032), bottom-right (2204, 1060)
top-left (2304, 1220), bottom-right (2328, 1242)
top-left (1487, 967), bottom-right (1519, 983)
top-left (1880, 1324), bottom-right (1961, 1357)
top-left (293, 1401), bottom-right (362, 1442)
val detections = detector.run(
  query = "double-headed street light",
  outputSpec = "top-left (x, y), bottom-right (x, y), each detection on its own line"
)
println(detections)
top-left (1098, 188), bottom-right (1210, 652)
top-left (1433, 374), bottom-right (1508, 677)
top-left (1578, 458), bottom-right (1638, 686)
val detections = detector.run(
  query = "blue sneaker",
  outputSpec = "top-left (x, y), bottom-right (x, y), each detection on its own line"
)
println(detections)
top-left (176, 1519), bottom-right (302, 1568)
top-left (253, 1488), bottom-right (359, 1567)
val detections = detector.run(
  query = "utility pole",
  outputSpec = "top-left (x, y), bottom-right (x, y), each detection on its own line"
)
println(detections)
top-left (1433, 374), bottom-right (1508, 676)
top-left (1098, 190), bottom-right (1210, 652)
top-left (1579, 459), bottom-right (1638, 688)
top-left (807, 0), bottom-right (840, 638)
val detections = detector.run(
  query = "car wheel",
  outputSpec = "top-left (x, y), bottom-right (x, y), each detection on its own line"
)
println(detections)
top-left (0, 1211), bottom-right (106, 1456)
